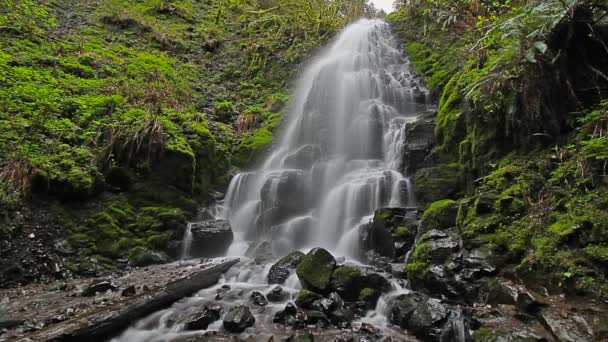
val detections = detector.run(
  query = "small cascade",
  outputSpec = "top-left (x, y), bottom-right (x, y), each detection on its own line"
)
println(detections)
top-left (179, 222), bottom-right (194, 260)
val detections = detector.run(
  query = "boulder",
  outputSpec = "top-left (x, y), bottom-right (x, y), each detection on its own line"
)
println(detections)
top-left (250, 291), bottom-right (268, 307)
top-left (169, 305), bottom-right (223, 330)
top-left (121, 285), bottom-right (136, 297)
top-left (296, 248), bottom-right (336, 293)
top-left (81, 280), bottom-right (118, 297)
top-left (539, 309), bottom-right (594, 342)
top-left (407, 228), bottom-right (464, 298)
top-left (295, 289), bottom-right (323, 310)
top-left (390, 291), bottom-right (459, 340)
top-left (360, 208), bottom-right (416, 259)
top-left (359, 288), bottom-right (381, 309)
top-left (329, 266), bottom-right (363, 301)
top-left (304, 310), bottom-right (330, 327)
top-left (328, 307), bottom-right (355, 328)
top-left (189, 219), bottom-right (234, 258)
top-left (223, 305), bottom-right (255, 333)
top-left (267, 286), bottom-right (289, 302)
top-left (268, 251), bottom-right (305, 284)
top-left (420, 199), bottom-right (459, 233)
top-left (274, 302), bottom-right (306, 329)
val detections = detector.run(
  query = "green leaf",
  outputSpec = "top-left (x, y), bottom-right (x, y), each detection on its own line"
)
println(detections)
top-left (533, 41), bottom-right (548, 54)
top-left (524, 48), bottom-right (537, 63)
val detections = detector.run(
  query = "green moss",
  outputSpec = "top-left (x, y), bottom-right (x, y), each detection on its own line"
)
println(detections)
top-left (406, 241), bottom-right (431, 278)
top-left (392, 226), bottom-right (413, 240)
top-left (421, 199), bottom-right (458, 231)
top-left (128, 246), bottom-right (168, 267)
top-left (414, 163), bottom-right (462, 206)
top-left (295, 289), bottom-right (322, 308)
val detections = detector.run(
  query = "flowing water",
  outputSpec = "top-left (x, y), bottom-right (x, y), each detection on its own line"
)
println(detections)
top-left (219, 18), bottom-right (427, 259)
top-left (113, 18), bottom-right (429, 341)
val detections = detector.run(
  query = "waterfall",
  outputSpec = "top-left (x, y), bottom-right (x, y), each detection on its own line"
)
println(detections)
top-left (222, 19), bottom-right (428, 259)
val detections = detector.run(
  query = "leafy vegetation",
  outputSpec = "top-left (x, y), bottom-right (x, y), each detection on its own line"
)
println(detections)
top-left (0, 0), bottom-right (382, 279)
top-left (390, 0), bottom-right (608, 299)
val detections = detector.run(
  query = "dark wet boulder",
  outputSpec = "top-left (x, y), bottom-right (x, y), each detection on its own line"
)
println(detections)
top-left (189, 219), bottom-right (234, 258)
top-left (420, 199), bottom-right (459, 233)
top-left (295, 289), bottom-right (323, 310)
top-left (223, 305), bottom-right (255, 333)
top-left (315, 292), bottom-right (344, 313)
top-left (267, 286), bottom-right (289, 302)
top-left (407, 228), bottom-right (464, 298)
top-left (359, 288), bottom-right (381, 309)
top-left (296, 248), bottom-right (336, 293)
top-left (328, 307), bottom-right (355, 328)
top-left (539, 308), bottom-right (596, 342)
top-left (170, 305), bottom-right (223, 330)
top-left (329, 266), bottom-right (363, 301)
top-left (81, 280), bottom-right (118, 296)
top-left (268, 251), bottom-right (305, 284)
top-left (121, 285), bottom-right (136, 297)
top-left (461, 246), bottom-right (499, 279)
top-left (360, 208), bottom-right (416, 259)
top-left (250, 291), bottom-right (268, 307)
top-left (390, 291), bottom-right (460, 340)
top-left (304, 310), bottom-right (330, 327)
top-left (274, 302), bottom-right (306, 329)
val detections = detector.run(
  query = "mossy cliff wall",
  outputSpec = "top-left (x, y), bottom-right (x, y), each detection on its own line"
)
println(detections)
top-left (0, 0), bottom-right (373, 286)
top-left (388, 0), bottom-right (608, 299)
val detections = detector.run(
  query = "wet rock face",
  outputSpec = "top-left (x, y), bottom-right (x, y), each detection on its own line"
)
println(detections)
top-left (402, 116), bottom-right (436, 176)
top-left (268, 251), bottom-right (305, 284)
top-left (296, 248), bottom-right (337, 293)
top-left (259, 170), bottom-right (309, 228)
top-left (189, 220), bottom-right (234, 258)
top-left (222, 305), bottom-right (255, 333)
top-left (283, 144), bottom-right (322, 170)
top-left (267, 286), bottom-right (289, 302)
top-left (250, 291), bottom-right (268, 307)
top-left (360, 207), bottom-right (418, 260)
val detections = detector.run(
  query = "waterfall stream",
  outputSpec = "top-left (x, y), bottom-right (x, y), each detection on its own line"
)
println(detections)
top-left (220, 18), bottom-right (428, 259)
top-left (113, 18), bottom-right (430, 341)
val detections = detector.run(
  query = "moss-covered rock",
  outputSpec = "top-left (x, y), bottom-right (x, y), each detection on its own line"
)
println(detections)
top-left (421, 199), bottom-right (459, 232)
top-left (329, 266), bottom-right (363, 301)
top-left (296, 248), bottom-right (337, 293)
top-left (414, 164), bottom-right (462, 206)
top-left (359, 287), bottom-right (381, 309)
top-left (295, 289), bottom-right (322, 309)
top-left (128, 246), bottom-right (169, 267)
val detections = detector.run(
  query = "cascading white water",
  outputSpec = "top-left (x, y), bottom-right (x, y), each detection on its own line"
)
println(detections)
top-left (112, 19), bottom-right (431, 342)
top-left (220, 19), bottom-right (428, 259)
